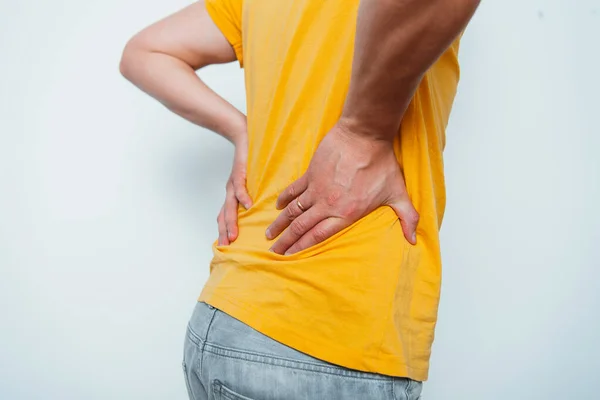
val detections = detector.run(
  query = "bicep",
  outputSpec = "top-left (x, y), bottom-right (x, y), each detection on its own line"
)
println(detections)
top-left (126, 1), bottom-right (236, 69)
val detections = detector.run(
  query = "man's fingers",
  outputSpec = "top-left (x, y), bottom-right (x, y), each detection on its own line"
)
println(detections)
top-left (232, 175), bottom-right (253, 209)
top-left (268, 208), bottom-right (321, 255)
top-left (284, 217), bottom-right (345, 255)
top-left (217, 206), bottom-right (229, 246)
top-left (266, 193), bottom-right (311, 240)
top-left (224, 182), bottom-right (239, 242)
top-left (276, 174), bottom-right (308, 210)
top-left (389, 198), bottom-right (420, 245)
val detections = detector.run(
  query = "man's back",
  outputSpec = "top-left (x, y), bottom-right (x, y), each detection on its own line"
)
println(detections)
top-left (199, 0), bottom-right (461, 381)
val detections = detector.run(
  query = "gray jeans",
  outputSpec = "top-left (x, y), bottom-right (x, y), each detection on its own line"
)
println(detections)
top-left (181, 301), bottom-right (423, 400)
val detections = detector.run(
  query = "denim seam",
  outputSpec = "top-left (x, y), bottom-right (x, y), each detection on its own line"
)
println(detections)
top-left (211, 381), bottom-right (221, 399)
top-left (212, 380), bottom-right (252, 400)
top-left (186, 324), bottom-right (203, 346)
top-left (198, 309), bottom-right (218, 376)
top-left (204, 344), bottom-right (394, 382)
top-left (404, 378), bottom-right (412, 399)
top-left (213, 385), bottom-right (236, 400)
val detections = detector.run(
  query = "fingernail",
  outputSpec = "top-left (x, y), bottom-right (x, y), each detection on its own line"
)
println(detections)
top-left (228, 232), bottom-right (234, 240)
top-left (245, 203), bottom-right (251, 209)
top-left (411, 232), bottom-right (417, 243)
top-left (268, 248), bottom-right (274, 252)
top-left (265, 228), bottom-right (272, 239)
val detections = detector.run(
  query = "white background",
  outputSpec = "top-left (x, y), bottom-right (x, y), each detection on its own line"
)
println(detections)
top-left (1, 0), bottom-right (598, 398)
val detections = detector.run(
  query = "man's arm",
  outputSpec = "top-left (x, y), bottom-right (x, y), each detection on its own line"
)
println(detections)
top-left (119, 1), bottom-right (246, 144)
top-left (119, 1), bottom-right (252, 246)
top-left (267, 0), bottom-right (480, 254)
top-left (340, 0), bottom-right (480, 141)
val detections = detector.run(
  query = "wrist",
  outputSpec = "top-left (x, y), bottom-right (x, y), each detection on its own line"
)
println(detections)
top-left (230, 130), bottom-right (247, 147)
top-left (329, 120), bottom-right (397, 169)
top-left (336, 116), bottom-right (397, 145)
top-left (226, 116), bottom-right (248, 146)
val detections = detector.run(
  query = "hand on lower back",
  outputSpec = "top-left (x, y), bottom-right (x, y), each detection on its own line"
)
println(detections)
top-left (217, 135), bottom-right (252, 246)
top-left (266, 122), bottom-right (419, 255)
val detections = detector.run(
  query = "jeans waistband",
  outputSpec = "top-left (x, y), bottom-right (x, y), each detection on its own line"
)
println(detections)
top-left (186, 301), bottom-right (218, 344)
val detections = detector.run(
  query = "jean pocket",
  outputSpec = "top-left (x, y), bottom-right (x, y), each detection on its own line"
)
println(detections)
top-left (212, 379), bottom-right (255, 400)
top-left (392, 377), bottom-right (423, 400)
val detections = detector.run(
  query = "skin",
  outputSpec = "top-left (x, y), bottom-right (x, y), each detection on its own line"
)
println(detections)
top-left (267, 0), bottom-right (481, 254)
top-left (120, 0), bottom-right (480, 254)
top-left (119, 1), bottom-right (252, 246)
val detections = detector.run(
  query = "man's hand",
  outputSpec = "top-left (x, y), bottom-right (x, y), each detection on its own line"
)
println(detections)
top-left (263, 0), bottom-right (480, 256)
top-left (265, 122), bottom-right (419, 255)
top-left (217, 134), bottom-right (252, 246)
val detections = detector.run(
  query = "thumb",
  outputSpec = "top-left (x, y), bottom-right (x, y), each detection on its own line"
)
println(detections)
top-left (389, 195), bottom-right (419, 245)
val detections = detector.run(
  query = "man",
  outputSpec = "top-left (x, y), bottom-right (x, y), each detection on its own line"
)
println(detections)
top-left (120, 0), bottom-right (479, 398)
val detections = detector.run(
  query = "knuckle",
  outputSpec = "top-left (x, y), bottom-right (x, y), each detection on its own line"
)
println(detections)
top-left (311, 227), bottom-right (329, 244)
top-left (232, 176), bottom-right (243, 188)
top-left (290, 219), bottom-right (308, 237)
top-left (409, 210), bottom-right (420, 224)
top-left (326, 190), bottom-right (342, 207)
top-left (287, 185), bottom-right (297, 199)
top-left (285, 205), bottom-right (297, 221)
top-left (225, 214), bottom-right (236, 225)
top-left (339, 202), bottom-right (358, 218)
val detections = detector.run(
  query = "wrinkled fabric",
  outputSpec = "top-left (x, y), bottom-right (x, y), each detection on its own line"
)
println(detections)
top-left (201, 0), bottom-right (461, 381)
top-left (182, 302), bottom-right (423, 400)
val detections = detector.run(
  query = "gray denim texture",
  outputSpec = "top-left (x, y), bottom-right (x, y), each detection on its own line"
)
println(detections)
top-left (181, 301), bottom-right (423, 400)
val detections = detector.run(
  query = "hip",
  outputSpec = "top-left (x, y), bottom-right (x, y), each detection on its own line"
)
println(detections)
top-left (182, 301), bottom-right (423, 400)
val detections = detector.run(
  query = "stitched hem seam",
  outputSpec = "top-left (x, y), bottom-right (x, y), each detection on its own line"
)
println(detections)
top-left (204, 343), bottom-right (396, 382)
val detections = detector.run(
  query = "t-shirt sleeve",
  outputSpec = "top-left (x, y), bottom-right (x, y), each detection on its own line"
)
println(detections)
top-left (204, 0), bottom-right (244, 67)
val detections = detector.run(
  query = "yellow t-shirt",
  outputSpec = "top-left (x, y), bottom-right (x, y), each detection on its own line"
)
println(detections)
top-left (200, 0), bottom-right (461, 382)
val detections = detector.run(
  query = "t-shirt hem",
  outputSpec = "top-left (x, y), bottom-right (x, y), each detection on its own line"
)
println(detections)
top-left (197, 289), bottom-right (429, 381)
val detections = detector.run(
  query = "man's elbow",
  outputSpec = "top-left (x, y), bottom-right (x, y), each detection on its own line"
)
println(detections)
top-left (119, 35), bottom-right (145, 81)
top-left (119, 31), bottom-right (153, 82)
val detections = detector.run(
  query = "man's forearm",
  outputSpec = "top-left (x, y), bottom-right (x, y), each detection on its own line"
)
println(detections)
top-left (340, 0), bottom-right (480, 140)
top-left (120, 47), bottom-right (246, 144)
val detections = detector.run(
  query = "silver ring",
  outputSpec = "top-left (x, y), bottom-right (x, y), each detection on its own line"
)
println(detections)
top-left (296, 198), bottom-right (306, 212)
